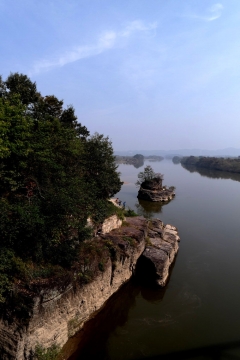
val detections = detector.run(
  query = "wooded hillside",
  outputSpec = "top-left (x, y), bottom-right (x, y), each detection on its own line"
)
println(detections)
top-left (0, 73), bottom-right (122, 302)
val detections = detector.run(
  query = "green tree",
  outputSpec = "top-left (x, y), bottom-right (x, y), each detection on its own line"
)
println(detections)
top-left (0, 73), bottom-right (122, 301)
top-left (136, 165), bottom-right (163, 187)
top-left (82, 133), bottom-right (122, 224)
top-left (5, 72), bottom-right (39, 105)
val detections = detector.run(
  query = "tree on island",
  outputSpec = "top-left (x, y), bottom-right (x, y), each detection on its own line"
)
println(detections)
top-left (136, 165), bottom-right (164, 188)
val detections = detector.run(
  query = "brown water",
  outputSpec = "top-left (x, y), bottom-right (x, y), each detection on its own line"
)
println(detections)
top-left (66, 160), bottom-right (240, 360)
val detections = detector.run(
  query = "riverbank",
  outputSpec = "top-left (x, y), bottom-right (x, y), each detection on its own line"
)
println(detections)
top-left (0, 216), bottom-right (179, 359)
top-left (179, 156), bottom-right (240, 174)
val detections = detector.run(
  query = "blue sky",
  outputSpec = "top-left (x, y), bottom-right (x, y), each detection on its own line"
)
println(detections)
top-left (1, 0), bottom-right (240, 151)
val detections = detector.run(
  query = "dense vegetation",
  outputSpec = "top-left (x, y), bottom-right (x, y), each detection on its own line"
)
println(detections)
top-left (136, 165), bottom-right (164, 187)
top-left (180, 156), bottom-right (240, 173)
top-left (115, 154), bottom-right (163, 169)
top-left (115, 154), bottom-right (144, 168)
top-left (0, 73), bottom-right (122, 303)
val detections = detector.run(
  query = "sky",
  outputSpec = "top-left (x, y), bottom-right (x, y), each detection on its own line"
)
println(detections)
top-left (1, 0), bottom-right (240, 151)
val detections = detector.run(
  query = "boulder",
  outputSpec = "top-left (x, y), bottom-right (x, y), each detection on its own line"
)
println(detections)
top-left (137, 180), bottom-right (175, 202)
top-left (139, 219), bottom-right (180, 286)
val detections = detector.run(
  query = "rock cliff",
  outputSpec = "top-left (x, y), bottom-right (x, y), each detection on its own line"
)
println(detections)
top-left (138, 187), bottom-right (175, 202)
top-left (140, 220), bottom-right (180, 286)
top-left (0, 216), bottom-right (179, 359)
top-left (137, 179), bottom-right (175, 202)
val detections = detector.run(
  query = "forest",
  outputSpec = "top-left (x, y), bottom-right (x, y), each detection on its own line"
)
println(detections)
top-left (0, 73), bottom-right (122, 303)
top-left (180, 156), bottom-right (240, 173)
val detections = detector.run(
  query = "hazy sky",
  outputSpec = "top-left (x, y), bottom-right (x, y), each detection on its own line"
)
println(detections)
top-left (1, 0), bottom-right (240, 151)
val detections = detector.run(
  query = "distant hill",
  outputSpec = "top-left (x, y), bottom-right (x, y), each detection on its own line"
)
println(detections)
top-left (114, 148), bottom-right (240, 157)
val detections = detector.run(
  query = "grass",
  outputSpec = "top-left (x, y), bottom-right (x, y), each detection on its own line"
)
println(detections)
top-left (123, 236), bottom-right (135, 247)
top-left (123, 208), bottom-right (138, 217)
top-left (35, 344), bottom-right (61, 360)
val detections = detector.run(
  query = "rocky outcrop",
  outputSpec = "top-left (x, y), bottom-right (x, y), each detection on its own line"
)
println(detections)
top-left (140, 220), bottom-right (180, 286)
top-left (86, 214), bottom-right (122, 236)
top-left (101, 215), bottom-right (123, 234)
top-left (138, 187), bottom-right (175, 202)
top-left (0, 217), bottom-right (179, 359)
top-left (137, 179), bottom-right (175, 202)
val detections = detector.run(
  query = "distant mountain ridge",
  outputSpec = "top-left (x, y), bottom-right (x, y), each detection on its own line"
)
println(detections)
top-left (114, 148), bottom-right (240, 157)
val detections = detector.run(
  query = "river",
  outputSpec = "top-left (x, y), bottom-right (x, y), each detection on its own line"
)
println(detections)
top-left (67, 159), bottom-right (240, 359)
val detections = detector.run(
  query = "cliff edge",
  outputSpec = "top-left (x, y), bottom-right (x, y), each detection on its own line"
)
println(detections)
top-left (0, 216), bottom-right (180, 360)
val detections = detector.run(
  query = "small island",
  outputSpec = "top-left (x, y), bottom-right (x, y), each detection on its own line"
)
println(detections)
top-left (137, 165), bottom-right (175, 202)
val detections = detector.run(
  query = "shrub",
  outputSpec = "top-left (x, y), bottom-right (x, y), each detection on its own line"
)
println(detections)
top-left (136, 165), bottom-right (163, 187)
top-left (35, 344), bottom-right (61, 360)
top-left (124, 208), bottom-right (138, 217)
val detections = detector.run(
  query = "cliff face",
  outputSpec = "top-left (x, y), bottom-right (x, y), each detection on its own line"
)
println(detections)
top-left (0, 216), bottom-right (179, 360)
top-left (141, 220), bottom-right (180, 286)
top-left (138, 187), bottom-right (175, 202)
top-left (137, 179), bottom-right (175, 202)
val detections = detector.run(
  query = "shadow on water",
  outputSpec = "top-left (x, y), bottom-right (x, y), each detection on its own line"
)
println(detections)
top-left (135, 199), bottom-right (172, 219)
top-left (133, 159), bottom-right (144, 168)
top-left (63, 280), bottom-right (140, 360)
top-left (62, 261), bottom-right (179, 360)
top-left (60, 161), bottom-right (240, 360)
top-left (181, 163), bottom-right (240, 182)
top-left (134, 253), bottom-right (178, 302)
top-left (133, 340), bottom-right (240, 360)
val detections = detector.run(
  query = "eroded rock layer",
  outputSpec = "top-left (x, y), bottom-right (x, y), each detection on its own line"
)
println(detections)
top-left (0, 216), bottom-right (180, 359)
top-left (142, 220), bottom-right (180, 286)
top-left (138, 187), bottom-right (175, 202)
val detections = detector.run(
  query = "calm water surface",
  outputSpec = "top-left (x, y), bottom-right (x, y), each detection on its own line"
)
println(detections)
top-left (66, 160), bottom-right (240, 359)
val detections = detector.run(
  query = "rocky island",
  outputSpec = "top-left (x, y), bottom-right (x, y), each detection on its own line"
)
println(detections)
top-left (137, 165), bottom-right (175, 202)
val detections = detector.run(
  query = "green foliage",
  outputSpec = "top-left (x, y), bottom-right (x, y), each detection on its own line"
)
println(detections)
top-left (181, 156), bottom-right (240, 174)
top-left (98, 261), bottom-right (104, 272)
top-left (124, 208), bottom-right (138, 217)
top-left (92, 201), bottom-right (125, 224)
top-left (136, 165), bottom-right (163, 187)
top-left (83, 133), bottom-right (122, 198)
top-left (0, 248), bottom-right (26, 303)
top-left (5, 72), bottom-right (38, 105)
top-left (123, 236), bottom-right (135, 246)
top-left (0, 73), bottom-right (122, 300)
top-left (35, 344), bottom-right (61, 360)
top-left (104, 239), bottom-right (117, 261)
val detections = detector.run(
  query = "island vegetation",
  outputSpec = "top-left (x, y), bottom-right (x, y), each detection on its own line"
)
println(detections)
top-left (115, 153), bottom-right (144, 168)
top-left (136, 165), bottom-right (164, 187)
top-left (0, 73), bottom-right (123, 305)
top-left (178, 156), bottom-right (240, 173)
top-left (115, 154), bottom-right (163, 168)
top-left (136, 165), bottom-right (175, 202)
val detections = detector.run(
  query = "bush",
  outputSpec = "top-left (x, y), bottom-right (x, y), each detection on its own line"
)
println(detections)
top-left (136, 165), bottom-right (163, 187)
top-left (124, 208), bottom-right (138, 217)
top-left (35, 344), bottom-right (61, 360)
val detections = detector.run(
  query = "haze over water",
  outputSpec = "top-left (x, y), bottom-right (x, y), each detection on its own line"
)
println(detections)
top-left (67, 159), bottom-right (240, 359)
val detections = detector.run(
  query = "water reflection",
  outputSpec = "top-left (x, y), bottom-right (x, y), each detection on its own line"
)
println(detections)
top-left (133, 341), bottom-right (240, 360)
top-left (136, 199), bottom-right (171, 219)
top-left (64, 278), bottom-right (169, 360)
top-left (63, 281), bottom-right (139, 360)
top-left (181, 163), bottom-right (240, 182)
top-left (62, 160), bottom-right (240, 360)
top-left (133, 159), bottom-right (144, 168)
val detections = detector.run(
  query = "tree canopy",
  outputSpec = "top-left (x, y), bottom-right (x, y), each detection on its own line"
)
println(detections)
top-left (0, 73), bottom-right (122, 302)
top-left (136, 165), bottom-right (163, 187)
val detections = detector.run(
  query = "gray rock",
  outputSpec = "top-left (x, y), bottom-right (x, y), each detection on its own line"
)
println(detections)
top-left (140, 219), bottom-right (180, 286)
top-left (138, 187), bottom-right (175, 202)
